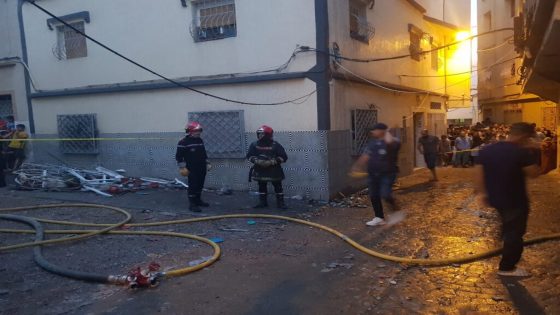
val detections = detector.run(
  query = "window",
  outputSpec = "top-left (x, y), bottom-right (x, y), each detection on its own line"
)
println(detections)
top-left (55, 21), bottom-right (87, 60)
top-left (430, 102), bottom-right (442, 110)
top-left (408, 24), bottom-right (423, 61)
top-left (0, 95), bottom-right (14, 118)
top-left (431, 44), bottom-right (438, 70)
top-left (57, 114), bottom-right (98, 154)
top-left (349, 0), bottom-right (371, 43)
top-left (191, 0), bottom-right (237, 42)
top-left (351, 109), bottom-right (377, 155)
top-left (188, 110), bottom-right (245, 158)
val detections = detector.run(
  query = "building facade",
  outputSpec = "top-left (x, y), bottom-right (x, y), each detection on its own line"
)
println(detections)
top-left (515, 0), bottom-right (560, 170)
top-left (13, 0), bottom-right (470, 200)
top-left (477, 0), bottom-right (558, 129)
top-left (0, 0), bottom-right (32, 132)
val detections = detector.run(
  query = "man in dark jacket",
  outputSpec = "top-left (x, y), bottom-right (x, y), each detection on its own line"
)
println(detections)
top-left (353, 123), bottom-right (402, 226)
top-left (246, 125), bottom-right (288, 209)
top-left (418, 129), bottom-right (440, 181)
top-left (476, 122), bottom-right (541, 277)
top-left (176, 122), bottom-right (211, 212)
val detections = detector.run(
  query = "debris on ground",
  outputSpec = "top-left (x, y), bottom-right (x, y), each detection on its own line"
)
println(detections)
top-left (321, 262), bottom-right (354, 272)
top-left (12, 163), bottom-right (188, 197)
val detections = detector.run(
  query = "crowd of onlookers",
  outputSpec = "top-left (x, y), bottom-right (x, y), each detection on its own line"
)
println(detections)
top-left (437, 119), bottom-right (557, 173)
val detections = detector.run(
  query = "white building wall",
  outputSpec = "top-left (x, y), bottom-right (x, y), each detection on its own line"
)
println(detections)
top-left (0, 0), bottom-right (30, 123)
top-left (31, 79), bottom-right (318, 134)
top-left (22, 0), bottom-right (318, 90)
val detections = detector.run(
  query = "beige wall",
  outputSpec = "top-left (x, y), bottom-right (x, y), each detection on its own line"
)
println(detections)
top-left (31, 79), bottom-right (318, 134)
top-left (481, 101), bottom-right (558, 128)
top-left (328, 0), bottom-right (470, 108)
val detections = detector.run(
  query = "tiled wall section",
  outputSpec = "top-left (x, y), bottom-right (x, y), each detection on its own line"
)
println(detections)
top-left (30, 131), bottom-right (346, 200)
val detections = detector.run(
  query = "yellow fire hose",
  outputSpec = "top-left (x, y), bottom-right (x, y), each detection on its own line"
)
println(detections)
top-left (1, 203), bottom-right (560, 285)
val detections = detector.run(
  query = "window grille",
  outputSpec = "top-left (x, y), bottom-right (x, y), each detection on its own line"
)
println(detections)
top-left (431, 44), bottom-right (439, 70)
top-left (408, 24), bottom-right (423, 61)
top-left (57, 114), bottom-right (98, 154)
top-left (191, 0), bottom-right (237, 42)
top-left (430, 102), bottom-right (442, 110)
top-left (188, 110), bottom-right (245, 158)
top-left (351, 109), bottom-right (377, 155)
top-left (349, 0), bottom-right (375, 43)
top-left (0, 95), bottom-right (13, 118)
top-left (53, 21), bottom-right (87, 60)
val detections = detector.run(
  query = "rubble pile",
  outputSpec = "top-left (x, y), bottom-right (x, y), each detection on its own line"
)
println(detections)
top-left (12, 163), bottom-right (188, 197)
top-left (328, 189), bottom-right (370, 208)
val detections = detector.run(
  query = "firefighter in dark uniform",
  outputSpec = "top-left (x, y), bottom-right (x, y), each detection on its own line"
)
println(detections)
top-left (176, 122), bottom-right (211, 212)
top-left (247, 125), bottom-right (289, 209)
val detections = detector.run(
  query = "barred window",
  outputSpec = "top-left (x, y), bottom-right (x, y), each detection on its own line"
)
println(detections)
top-left (349, 0), bottom-right (374, 43)
top-left (188, 110), bottom-right (245, 158)
top-left (351, 109), bottom-right (377, 155)
top-left (55, 21), bottom-right (87, 60)
top-left (409, 24), bottom-right (423, 61)
top-left (191, 0), bottom-right (237, 42)
top-left (57, 114), bottom-right (98, 154)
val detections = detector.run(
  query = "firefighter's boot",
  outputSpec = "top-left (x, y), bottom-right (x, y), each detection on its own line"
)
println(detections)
top-left (276, 193), bottom-right (288, 210)
top-left (253, 193), bottom-right (268, 208)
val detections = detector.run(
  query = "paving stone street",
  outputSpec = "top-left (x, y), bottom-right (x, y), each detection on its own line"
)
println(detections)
top-left (1, 167), bottom-right (559, 314)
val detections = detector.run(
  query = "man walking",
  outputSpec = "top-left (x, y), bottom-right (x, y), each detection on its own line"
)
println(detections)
top-left (353, 123), bottom-right (401, 227)
top-left (176, 122), bottom-right (212, 212)
top-left (476, 122), bottom-right (541, 276)
top-left (418, 129), bottom-right (440, 181)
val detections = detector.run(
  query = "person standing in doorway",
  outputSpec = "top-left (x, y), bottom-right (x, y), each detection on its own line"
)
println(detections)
top-left (246, 125), bottom-right (289, 209)
top-left (476, 122), bottom-right (541, 276)
top-left (176, 122), bottom-right (212, 212)
top-left (418, 129), bottom-right (440, 181)
top-left (352, 123), bottom-right (402, 227)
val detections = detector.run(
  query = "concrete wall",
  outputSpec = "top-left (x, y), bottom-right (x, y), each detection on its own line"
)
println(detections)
top-left (417, 0), bottom-right (471, 29)
top-left (0, 0), bottom-right (29, 124)
top-left (477, 0), bottom-right (523, 102)
top-left (481, 101), bottom-right (558, 128)
top-left (21, 0), bottom-right (317, 90)
top-left (31, 130), bottom-right (333, 200)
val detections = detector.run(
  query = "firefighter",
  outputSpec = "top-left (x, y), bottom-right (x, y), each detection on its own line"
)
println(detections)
top-left (247, 125), bottom-right (288, 209)
top-left (176, 122), bottom-right (211, 212)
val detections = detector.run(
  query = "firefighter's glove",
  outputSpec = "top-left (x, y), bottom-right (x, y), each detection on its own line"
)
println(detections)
top-left (255, 159), bottom-right (272, 168)
top-left (179, 167), bottom-right (190, 177)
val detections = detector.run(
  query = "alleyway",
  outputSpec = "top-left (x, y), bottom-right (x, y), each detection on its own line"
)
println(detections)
top-left (1, 167), bottom-right (559, 315)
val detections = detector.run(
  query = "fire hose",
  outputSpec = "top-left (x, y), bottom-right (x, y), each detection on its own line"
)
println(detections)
top-left (1, 203), bottom-right (560, 287)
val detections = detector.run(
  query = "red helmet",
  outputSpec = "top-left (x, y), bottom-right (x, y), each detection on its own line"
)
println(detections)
top-left (185, 121), bottom-right (202, 133)
top-left (257, 125), bottom-right (273, 137)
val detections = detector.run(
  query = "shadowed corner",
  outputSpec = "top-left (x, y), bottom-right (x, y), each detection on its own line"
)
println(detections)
top-left (500, 277), bottom-right (546, 315)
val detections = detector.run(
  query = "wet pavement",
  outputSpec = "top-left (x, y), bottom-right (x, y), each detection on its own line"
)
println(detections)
top-left (0, 167), bottom-right (559, 314)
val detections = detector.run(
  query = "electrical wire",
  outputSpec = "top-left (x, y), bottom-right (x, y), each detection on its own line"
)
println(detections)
top-left (399, 56), bottom-right (519, 78)
top-left (336, 61), bottom-right (468, 98)
top-left (312, 28), bottom-right (514, 63)
top-left (477, 36), bottom-right (514, 52)
top-left (27, 1), bottom-right (316, 106)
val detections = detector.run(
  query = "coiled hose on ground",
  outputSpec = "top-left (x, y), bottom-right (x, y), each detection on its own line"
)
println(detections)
top-left (1, 203), bottom-right (559, 286)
